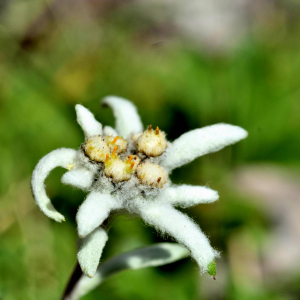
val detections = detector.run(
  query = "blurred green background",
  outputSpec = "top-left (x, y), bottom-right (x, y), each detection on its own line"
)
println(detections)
top-left (0, 0), bottom-right (300, 299)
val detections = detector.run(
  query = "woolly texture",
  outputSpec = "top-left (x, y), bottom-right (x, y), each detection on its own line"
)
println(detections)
top-left (84, 136), bottom-right (109, 162)
top-left (61, 169), bottom-right (94, 190)
top-left (162, 185), bottom-right (219, 208)
top-left (77, 227), bottom-right (108, 278)
top-left (131, 132), bottom-right (142, 143)
top-left (104, 159), bottom-right (131, 182)
top-left (31, 148), bottom-right (77, 222)
top-left (137, 128), bottom-right (167, 156)
top-left (75, 104), bottom-right (102, 137)
top-left (163, 123), bottom-right (248, 171)
top-left (102, 96), bottom-right (143, 138)
top-left (32, 96), bottom-right (248, 278)
top-left (136, 162), bottom-right (168, 188)
top-left (124, 155), bottom-right (140, 171)
top-left (105, 136), bottom-right (128, 153)
top-left (76, 192), bottom-right (122, 238)
top-left (134, 200), bottom-right (218, 273)
top-left (103, 126), bottom-right (117, 137)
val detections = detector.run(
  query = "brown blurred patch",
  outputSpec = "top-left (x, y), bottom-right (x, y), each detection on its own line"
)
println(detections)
top-left (234, 164), bottom-right (300, 277)
top-left (20, 0), bottom-right (134, 50)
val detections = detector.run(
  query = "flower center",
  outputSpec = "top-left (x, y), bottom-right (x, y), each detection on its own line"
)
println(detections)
top-left (82, 126), bottom-right (169, 187)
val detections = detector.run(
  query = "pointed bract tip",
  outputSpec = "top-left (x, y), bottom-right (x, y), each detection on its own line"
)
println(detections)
top-left (101, 95), bottom-right (131, 107)
top-left (53, 213), bottom-right (66, 223)
top-left (75, 104), bottom-right (89, 116)
top-left (237, 126), bottom-right (248, 139)
top-left (75, 103), bottom-right (83, 111)
top-left (212, 190), bottom-right (219, 202)
top-left (207, 260), bottom-right (217, 278)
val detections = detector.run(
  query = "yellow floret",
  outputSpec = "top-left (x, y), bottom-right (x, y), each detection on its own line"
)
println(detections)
top-left (137, 126), bottom-right (167, 157)
top-left (105, 136), bottom-right (128, 154)
top-left (136, 162), bottom-right (168, 188)
top-left (84, 135), bottom-right (110, 162)
top-left (104, 156), bottom-right (135, 182)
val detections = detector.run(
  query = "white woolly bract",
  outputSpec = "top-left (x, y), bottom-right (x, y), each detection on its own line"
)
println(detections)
top-left (163, 123), bottom-right (248, 171)
top-left (31, 148), bottom-right (77, 222)
top-left (102, 96), bottom-right (143, 139)
top-left (61, 169), bottom-right (94, 190)
top-left (103, 126), bottom-right (117, 137)
top-left (76, 192), bottom-right (122, 238)
top-left (74, 150), bottom-right (99, 173)
top-left (136, 162), bottom-right (168, 188)
top-left (137, 129), bottom-right (167, 157)
top-left (162, 185), bottom-right (219, 208)
top-left (84, 135), bottom-right (109, 162)
top-left (75, 104), bottom-right (103, 137)
top-left (77, 227), bottom-right (108, 278)
top-left (134, 200), bottom-right (218, 273)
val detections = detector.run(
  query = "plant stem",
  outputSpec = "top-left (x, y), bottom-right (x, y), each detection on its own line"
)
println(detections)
top-left (61, 262), bottom-right (82, 300)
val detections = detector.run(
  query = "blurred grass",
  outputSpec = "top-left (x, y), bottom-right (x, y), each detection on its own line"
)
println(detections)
top-left (0, 1), bottom-right (300, 300)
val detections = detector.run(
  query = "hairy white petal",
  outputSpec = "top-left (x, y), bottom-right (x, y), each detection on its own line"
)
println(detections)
top-left (101, 96), bottom-right (143, 138)
top-left (61, 169), bottom-right (94, 190)
top-left (77, 227), bottom-right (108, 278)
top-left (75, 104), bottom-right (102, 137)
top-left (103, 126), bottom-right (117, 137)
top-left (31, 148), bottom-right (77, 222)
top-left (163, 123), bottom-right (248, 171)
top-left (162, 185), bottom-right (219, 208)
top-left (66, 243), bottom-right (189, 300)
top-left (76, 192), bottom-right (121, 238)
top-left (134, 200), bottom-right (218, 273)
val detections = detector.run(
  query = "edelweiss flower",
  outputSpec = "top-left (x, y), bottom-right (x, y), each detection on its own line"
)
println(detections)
top-left (31, 96), bottom-right (247, 279)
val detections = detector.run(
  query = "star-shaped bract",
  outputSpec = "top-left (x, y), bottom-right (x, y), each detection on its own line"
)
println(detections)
top-left (31, 96), bottom-right (247, 278)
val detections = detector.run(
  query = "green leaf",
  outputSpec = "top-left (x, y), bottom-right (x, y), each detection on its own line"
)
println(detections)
top-left (64, 243), bottom-right (189, 300)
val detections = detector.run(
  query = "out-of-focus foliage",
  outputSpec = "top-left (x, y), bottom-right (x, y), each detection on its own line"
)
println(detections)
top-left (0, 1), bottom-right (300, 300)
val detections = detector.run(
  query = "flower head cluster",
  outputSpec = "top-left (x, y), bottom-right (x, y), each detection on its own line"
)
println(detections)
top-left (31, 96), bottom-right (247, 279)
